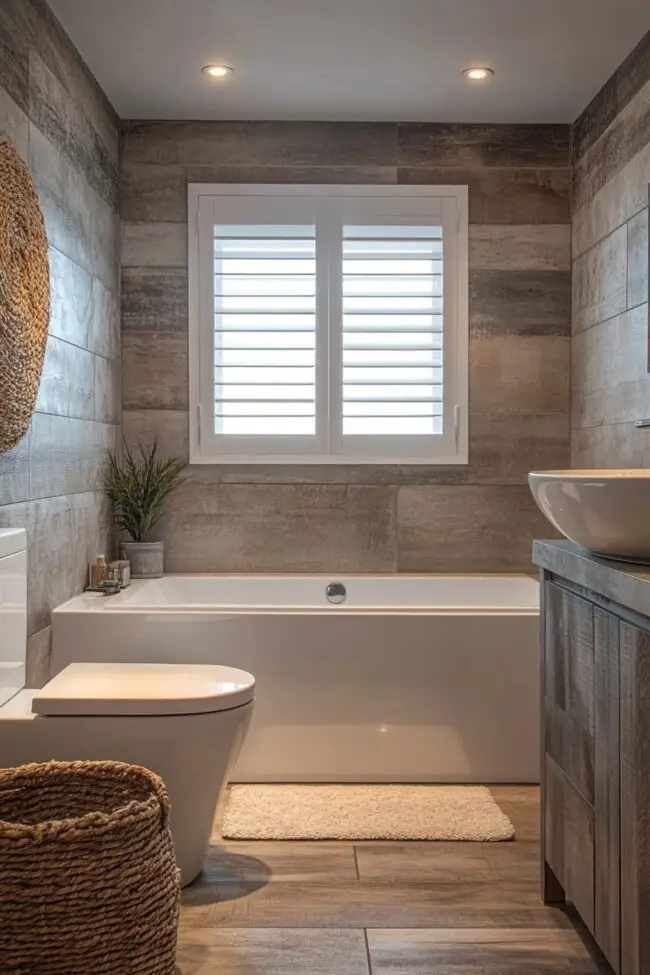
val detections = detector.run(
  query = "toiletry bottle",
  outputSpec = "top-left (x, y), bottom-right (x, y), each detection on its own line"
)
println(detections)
top-left (90, 555), bottom-right (107, 587)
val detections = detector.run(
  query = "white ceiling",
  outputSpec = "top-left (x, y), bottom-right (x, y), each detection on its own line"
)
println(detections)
top-left (49, 0), bottom-right (649, 123)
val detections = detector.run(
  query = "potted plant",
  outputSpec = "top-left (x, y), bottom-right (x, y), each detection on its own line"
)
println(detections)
top-left (103, 441), bottom-right (187, 579)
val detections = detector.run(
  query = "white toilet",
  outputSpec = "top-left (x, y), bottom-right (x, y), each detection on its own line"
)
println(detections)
top-left (0, 528), bottom-right (255, 885)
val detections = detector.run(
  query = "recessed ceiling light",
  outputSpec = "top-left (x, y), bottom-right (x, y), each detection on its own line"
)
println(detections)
top-left (462, 67), bottom-right (494, 81)
top-left (202, 65), bottom-right (234, 79)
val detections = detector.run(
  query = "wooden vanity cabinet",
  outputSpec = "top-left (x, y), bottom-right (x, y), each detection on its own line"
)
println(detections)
top-left (541, 574), bottom-right (650, 975)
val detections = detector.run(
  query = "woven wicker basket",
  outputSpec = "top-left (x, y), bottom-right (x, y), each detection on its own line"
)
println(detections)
top-left (0, 760), bottom-right (181, 975)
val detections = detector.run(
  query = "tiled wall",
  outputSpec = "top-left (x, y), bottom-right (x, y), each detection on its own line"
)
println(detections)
top-left (0, 0), bottom-right (119, 683)
top-left (571, 32), bottom-right (650, 466)
top-left (120, 121), bottom-right (571, 572)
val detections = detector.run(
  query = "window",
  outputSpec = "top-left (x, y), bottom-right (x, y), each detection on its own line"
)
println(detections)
top-left (188, 185), bottom-right (468, 464)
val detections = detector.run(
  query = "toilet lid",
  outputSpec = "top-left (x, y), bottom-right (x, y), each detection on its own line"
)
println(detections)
top-left (32, 663), bottom-right (255, 717)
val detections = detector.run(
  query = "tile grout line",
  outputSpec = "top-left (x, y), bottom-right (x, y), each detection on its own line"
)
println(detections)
top-left (363, 928), bottom-right (373, 975)
top-left (353, 845), bottom-right (361, 882)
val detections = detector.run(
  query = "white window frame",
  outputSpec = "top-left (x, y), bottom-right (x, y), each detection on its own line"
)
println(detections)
top-left (188, 183), bottom-right (468, 465)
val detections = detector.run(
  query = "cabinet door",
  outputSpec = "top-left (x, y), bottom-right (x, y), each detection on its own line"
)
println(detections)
top-left (544, 583), bottom-right (595, 803)
top-left (620, 621), bottom-right (650, 975)
top-left (594, 607), bottom-right (620, 973)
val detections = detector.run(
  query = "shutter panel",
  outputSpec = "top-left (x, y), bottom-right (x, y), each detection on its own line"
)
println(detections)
top-left (213, 224), bottom-right (316, 435)
top-left (342, 225), bottom-right (443, 436)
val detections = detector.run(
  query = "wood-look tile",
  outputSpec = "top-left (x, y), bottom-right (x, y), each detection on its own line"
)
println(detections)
top-left (572, 224), bottom-right (628, 332)
top-left (184, 163), bottom-right (397, 186)
top-left (180, 880), bottom-right (564, 929)
top-left (0, 85), bottom-right (28, 161)
top-left (573, 79), bottom-right (650, 212)
top-left (398, 167), bottom-right (570, 224)
top-left (0, 0), bottom-right (30, 114)
top-left (470, 270), bottom-right (571, 336)
top-left (354, 844), bottom-right (497, 884)
top-left (0, 427), bottom-right (30, 504)
top-left (572, 31), bottom-right (650, 165)
top-left (29, 0), bottom-right (118, 160)
top-left (176, 928), bottom-right (369, 975)
top-left (397, 123), bottom-right (569, 169)
top-left (122, 120), bottom-right (398, 168)
top-left (161, 482), bottom-right (397, 573)
top-left (29, 122), bottom-right (119, 291)
top-left (628, 206), bottom-right (648, 309)
top-left (367, 928), bottom-right (608, 974)
top-left (121, 221), bottom-right (188, 268)
top-left (203, 842), bottom-right (358, 883)
top-left (122, 410), bottom-right (189, 461)
top-left (469, 224), bottom-right (571, 271)
top-left (28, 50), bottom-right (118, 208)
top-left (120, 161), bottom-right (187, 223)
top-left (466, 413), bottom-right (569, 485)
top-left (396, 484), bottom-right (554, 572)
top-left (121, 267), bottom-right (188, 332)
top-left (26, 626), bottom-right (51, 688)
top-left (36, 335), bottom-right (95, 421)
top-left (572, 140), bottom-right (650, 260)
top-left (469, 336), bottom-right (570, 415)
top-left (29, 414), bottom-right (116, 500)
top-left (488, 786), bottom-right (541, 843)
top-left (121, 331), bottom-right (188, 410)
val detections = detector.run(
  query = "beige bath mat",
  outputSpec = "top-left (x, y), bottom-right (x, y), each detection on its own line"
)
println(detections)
top-left (221, 785), bottom-right (515, 841)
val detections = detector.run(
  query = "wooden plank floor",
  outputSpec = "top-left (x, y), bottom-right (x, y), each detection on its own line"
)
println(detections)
top-left (176, 787), bottom-right (610, 974)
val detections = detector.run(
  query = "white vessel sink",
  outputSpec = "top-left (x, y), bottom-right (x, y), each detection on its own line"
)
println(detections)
top-left (529, 470), bottom-right (650, 563)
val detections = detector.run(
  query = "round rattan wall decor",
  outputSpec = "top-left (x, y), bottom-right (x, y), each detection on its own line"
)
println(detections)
top-left (0, 137), bottom-right (50, 452)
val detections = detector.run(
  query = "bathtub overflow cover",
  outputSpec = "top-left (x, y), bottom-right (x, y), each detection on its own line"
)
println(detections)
top-left (326, 582), bottom-right (347, 605)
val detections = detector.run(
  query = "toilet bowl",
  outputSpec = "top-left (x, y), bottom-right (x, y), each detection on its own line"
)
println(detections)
top-left (0, 528), bottom-right (254, 885)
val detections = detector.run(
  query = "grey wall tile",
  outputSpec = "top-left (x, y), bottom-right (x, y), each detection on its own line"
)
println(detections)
top-left (397, 123), bottom-right (569, 169)
top-left (122, 121), bottom-right (398, 168)
top-left (470, 336), bottom-right (570, 415)
top-left (28, 50), bottom-right (117, 208)
top-left (48, 245), bottom-right (93, 348)
top-left (398, 167), bottom-right (570, 224)
top-left (121, 267), bottom-right (188, 332)
top-left (0, 428), bottom-right (30, 504)
top-left (89, 277), bottom-right (120, 361)
top-left (0, 84), bottom-right (28, 159)
top-left (572, 140), bottom-right (650, 260)
top-left (122, 331), bottom-right (188, 410)
top-left (29, 121), bottom-right (118, 291)
top-left (30, 414), bottom-right (117, 499)
top-left (571, 422), bottom-right (650, 470)
top-left (94, 356), bottom-right (121, 424)
top-left (36, 336), bottom-right (95, 420)
top-left (470, 270), bottom-right (571, 336)
top-left (159, 482), bottom-right (397, 572)
top-left (185, 163), bottom-right (397, 186)
top-left (628, 206), bottom-right (649, 309)
top-left (121, 221), bottom-right (188, 268)
top-left (466, 413), bottom-right (570, 485)
top-left (397, 484), bottom-right (555, 572)
top-left (26, 625), bottom-right (51, 687)
top-left (572, 224), bottom-right (628, 332)
top-left (469, 225), bottom-right (571, 272)
top-left (573, 79), bottom-right (650, 211)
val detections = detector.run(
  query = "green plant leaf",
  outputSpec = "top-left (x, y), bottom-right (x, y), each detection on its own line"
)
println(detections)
top-left (103, 440), bottom-right (188, 543)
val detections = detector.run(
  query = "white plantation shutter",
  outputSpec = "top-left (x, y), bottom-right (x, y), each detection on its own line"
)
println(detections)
top-left (342, 225), bottom-right (444, 436)
top-left (190, 186), bottom-right (468, 464)
top-left (213, 225), bottom-right (317, 436)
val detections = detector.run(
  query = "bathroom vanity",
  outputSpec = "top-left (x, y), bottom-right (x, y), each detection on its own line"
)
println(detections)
top-left (534, 540), bottom-right (650, 975)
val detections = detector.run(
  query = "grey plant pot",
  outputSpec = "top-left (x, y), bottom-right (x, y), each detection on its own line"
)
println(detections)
top-left (120, 541), bottom-right (164, 579)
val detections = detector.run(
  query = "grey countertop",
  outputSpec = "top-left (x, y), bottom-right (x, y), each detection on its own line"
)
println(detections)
top-left (533, 539), bottom-right (650, 619)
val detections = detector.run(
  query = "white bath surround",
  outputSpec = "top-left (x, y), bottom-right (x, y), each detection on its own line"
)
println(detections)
top-left (53, 573), bottom-right (540, 784)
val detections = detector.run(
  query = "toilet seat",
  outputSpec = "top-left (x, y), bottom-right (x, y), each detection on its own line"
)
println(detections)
top-left (32, 662), bottom-right (255, 717)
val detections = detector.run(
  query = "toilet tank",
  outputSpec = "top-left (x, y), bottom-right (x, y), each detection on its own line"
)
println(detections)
top-left (0, 528), bottom-right (27, 706)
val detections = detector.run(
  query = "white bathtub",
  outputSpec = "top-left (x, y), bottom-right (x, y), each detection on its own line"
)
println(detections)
top-left (52, 574), bottom-right (540, 783)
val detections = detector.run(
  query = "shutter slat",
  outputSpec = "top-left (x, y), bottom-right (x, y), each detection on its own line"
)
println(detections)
top-left (214, 224), bottom-right (317, 435)
top-left (342, 225), bottom-right (444, 436)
